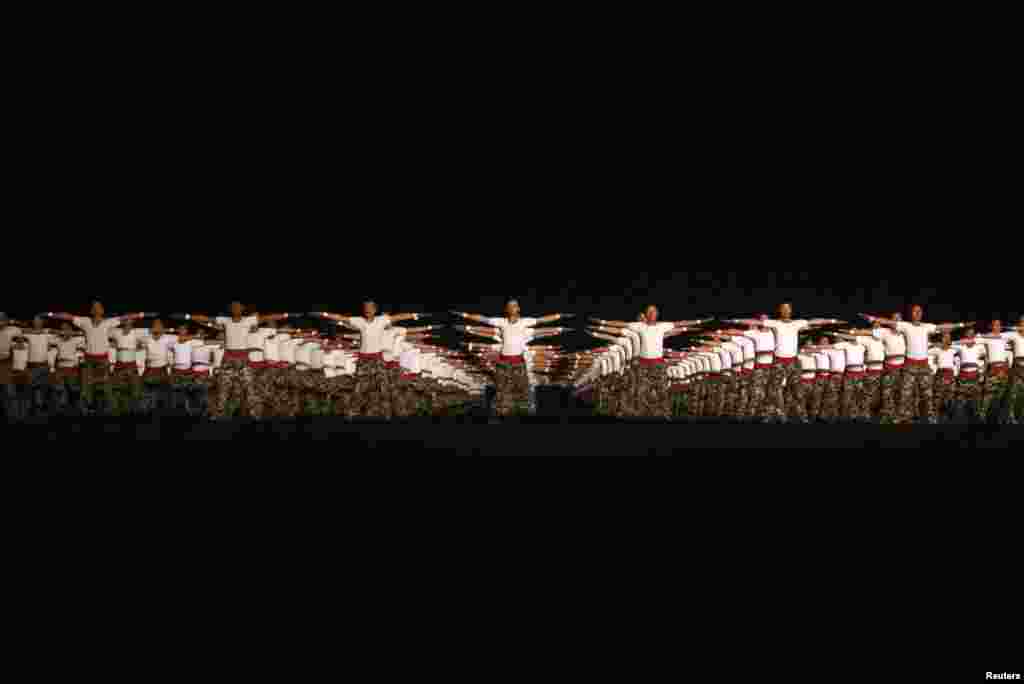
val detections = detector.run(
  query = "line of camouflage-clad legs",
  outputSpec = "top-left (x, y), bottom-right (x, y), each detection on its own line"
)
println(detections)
top-left (589, 360), bottom-right (1023, 423)
top-left (1, 358), bottom-right (483, 420)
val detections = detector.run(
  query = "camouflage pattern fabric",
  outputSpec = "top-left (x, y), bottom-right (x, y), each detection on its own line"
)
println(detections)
top-left (746, 368), bottom-right (768, 418)
top-left (897, 364), bottom-right (935, 423)
top-left (494, 362), bottom-right (530, 417)
top-left (980, 365), bottom-right (1010, 423)
top-left (634, 362), bottom-right (671, 418)
top-left (843, 375), bottom-right (870, 421)
top-left (879, 367), bottom-right (903, 424)
top-left (932, 372), bottom-right (956, 421)
top-left (211, 360), bottom-right (264, 418)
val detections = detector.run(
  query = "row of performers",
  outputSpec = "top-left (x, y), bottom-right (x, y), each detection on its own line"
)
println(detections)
top-left (0, 303), bottom-right (490, 419)
top-left (571, 306), bottom-right (1023, 423)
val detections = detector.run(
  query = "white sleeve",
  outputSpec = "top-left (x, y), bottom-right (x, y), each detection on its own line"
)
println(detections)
top-left (521, 317), bottom-right (538, 327)
top-left (483, 317), bottom-right (504, 328)
top-left (214, 316), bottom-right (230, 327)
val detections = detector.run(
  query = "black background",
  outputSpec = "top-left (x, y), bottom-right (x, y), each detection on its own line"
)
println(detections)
top-left (6, 19), bottom-right (1018, 357)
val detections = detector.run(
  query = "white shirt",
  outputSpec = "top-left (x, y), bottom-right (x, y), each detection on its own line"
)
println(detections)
top-left (21, 331), bottom-right (54, 364)
top-left (172, 342), bottom-right (194, 370)
top-left (854, 336), bottom-right (886, 365)
top-left (744, 330), bottom-right (775, 353)
top-left (347, 315), bottom-right (394, 354)
top-left (279, 338), bottom-right (300, 364)
top-left (265, 334), bottom-right (286, 363)
top-left (620, 329), bottom-right (640, 359)
top-left (72, 317), bottom-right (123, 356)
top-left (723, 342), bottom-right (743, 367)
top-left (734, 336), bottom-right (756, 363)
top-left (930, 347), bottom-right (956, 370)
top-left (0, 326), bottom-right (23, 359)
top-left (813, 352), bottom-right (830, 373)
top-left (825, 348), bottom-right (847, 373)
top-left (703, 352), bottom-right (722, 373)
top-left (111, 329), bottom-right (139, 363)
top-left (214, 316), bottom-right (259, 351)
top-left (400, 348), bottom-right (421, 373)
top-left (895, 322), bottom-right (938, 360)
top-left (296, 342), bottom-right (318, 370)
top-left (836, 342), bottom-right (864, 367)
top-left (880, 329), bottom-right (906, 359)
top-left (762, 319), bottom-right (809, 358)
top-left (141, 335), bottom-right (177, 368)
top-left (12, 346), bottom-right (29, 371)
top-left (55, 337), bottom-right (84, 367)
top-left (381, 327), bottom-right (407, 363)
top-left (627, 321), bottom-right (675, 359)
top-left (248, 330), bottom-right (272, 363)
top-left (483, 317), bottom-right (538, 357)
top-left (715, 347), bottom-right (732, 371)
top-left (976, 334), bottom-right (1010, 364)
top-left (954, 343), bottom-right (983, 369)
top-left (798, 354), bottom-right (817, 380)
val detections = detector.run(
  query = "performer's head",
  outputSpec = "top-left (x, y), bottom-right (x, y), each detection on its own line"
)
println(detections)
top-left (32, 315), bottom-right (44, 331)
top-left (963, 326), bottom-right (975, 343)
top-left (910, 305), bottom-right (924, 323)
top-left (637, 312), bottom-right (646, 322)
top-left (644, 305), bottom-right (659, 323)
top-left (230, 301), bottom-right (244, 320)
top-left (991, 319), bottom-right (1002, 334)
top-left (818, 336), bottom-right (830, 345)
top-left (263, 319), bottom-right (278, 331)
top-left (120, 316), bottom-right (133, 331)
top-left (505, 299), bottom-right (521, 321)
top-left (90, 301), bottom-right (105, 320)
top-left (942, 331), bottom-right (952, 348)
top-left (60, 322), bottom-right (73, 338)
top-left (756, 314), bottom-right (769, 329)
top-left (151, 319), bottom-right (165, 337)
top-left (778, 302), bottom-right (793, 320)
top-left (363, 300), bottom-right (378, 319)
top-left (893, 312), bottom-right (902, 322)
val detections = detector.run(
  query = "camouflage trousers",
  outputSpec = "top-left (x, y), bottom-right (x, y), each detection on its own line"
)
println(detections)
top-left (733, 372), bottom-right (751, 418)
top-left (954, 375), bottom-right (982, 419)
top-left (932, 373), bottom-right (956, 420)
top-left (4, 370), bottom-right (32, 421)
top-left (897, 364), bottom-right (935, 423)
top-left (670, 384), bottom-right (690, 418)
top-left (137, 372), bottom-right (172, 413)
top-left (720, 372), bottom-right (738, 417)
top-left (348, 358), bottom-right (393, 418)
top-left (494, 363), bottom-right (530, 416)
top-left (690, 377), bottom-right (707, 417)
top-left (170, 372), bottom-right (209, 416)
top-left (746, 368), bottom-right (769, 418)
top-left (767, 362), bottom-right (802, 420)
top-left (863, 372), bottom-right (882, 419)
top-left (842, 375), bottom-right (870, 421)
top-left (879, 368), bottom-right (903, 424)
top-left (787, 380), bottom-right (813, 422)
top-left (1008, 362), bottom-right (1024, 422)
top-left (819, 377), bottom-right (843, 422)
top-left (392, 376), bottom-right (434, 417)
top-left (634, 362), bottom-right (671, 418)
top-left (323, 374), bottom-right (359, 418)
top-left (12, 366), bottom-right (52, 419)
top-left (108, 367), bottom-right (144, 416)
top-left (704, 375), bottom-right (723, 417)
top-left (980, 367), bottom-right (1010, 423)
top-left (49, 369), bottom-right (84, 415)
top-left (808, 377), bottom-right (827, 420)
top-left (211, 361), bottom-right (264, 418)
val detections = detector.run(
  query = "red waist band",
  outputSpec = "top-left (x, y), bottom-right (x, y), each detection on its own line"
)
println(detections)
top-left (400, 372), bottom-right (419, 380)
top-left (905, 358), bottom-right (929, 366)
top-left (358, 352), bottom-right (383, 360)
top-left (385, 361), bottom-right (400, 369)
top-left (223, 351), bottom-right (248, 361)
top-left (638, 357), bottom-right (665, 366)
top-left (498, 355), bottom-right (525, 365)
top-left (84, 353), bottom-right (109, 360)
top-left (774, 356), bottom-right (796, 366)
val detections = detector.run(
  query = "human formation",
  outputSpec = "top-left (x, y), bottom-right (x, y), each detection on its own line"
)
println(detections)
top-left (1, 301), bottom-right (1021, 423)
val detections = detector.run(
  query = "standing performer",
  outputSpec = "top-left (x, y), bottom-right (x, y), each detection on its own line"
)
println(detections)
top-left (835, 338), bottom-right (868, 422)
top-left (975, 320), bottom-right (1013, 423)
top-left (835, 327), bottom-right (886, 421)
top-left (724, 306), bottom-right (843, 422)
top-left (50, 322), bottom-right (85, 415)
top-left (317, 301), bottom-right (428, 418)
top-left (11, 316), bottom-right (57, 417)
top-left (952, 329), bottom-right (985, 421)
top-left (1006, 316), bottom-right (1024, 424)
top-left (861, 307), bottom-right (972, 423)
top-left (591, 306), bottom-right (707, 418)
top-left (928, 332), bottom-right (958, 421)
top-left (176, 304), bottom-right (289, 418)
top-left (454, 300), bottom-right (570, 417)
top-left (0, 314), bottom-right (23, 419)
top-left (46, 304), bottom-right (148, 413)
top-left (136, 319), bottom-right (178, 413)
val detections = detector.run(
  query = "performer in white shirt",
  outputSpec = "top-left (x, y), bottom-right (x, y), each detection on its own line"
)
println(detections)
top-left (862, 306), bottom-right (972, 423)
top-left (46, 302), bottom-right (148, 412)
top-left (454, 300), bottom-right (570, 417)
top-left (10, 316), bottom-right (59, 417)
top-left (317, 301), bottom-right (428, 418)
top-left (951, 328), bottom-right (985, 421)
top-left (928, 331), bottom-right (958, 420)
top-left (1006, 316), bottom-right (1024, 424)
top-left (724, 305), bottom-right (843, 422)
top-left (177, 302), bottom-right (289, 419)
top-left (975, 319), bottom-right (1014, 423)
top-left (591, 305), bottom-right (708, 419)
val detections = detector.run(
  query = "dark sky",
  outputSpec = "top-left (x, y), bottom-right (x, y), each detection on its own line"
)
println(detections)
top-left (9, 51), bottom-right (1015, 354)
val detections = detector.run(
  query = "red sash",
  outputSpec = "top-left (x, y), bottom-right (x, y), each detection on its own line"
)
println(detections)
top-left (775, 355), bottom-right (797, 366)
top-left (358, 352), bottom-right (383, 360)
top-left (905, 358), bottom-right (929, 367)
top-left (498, 355), bottom-right (525, 365)
top-left (223, 351), bottom-right (248, 362)
top-left (385, 361), bottom-right (400, 369)
top-left (638, 357), bottom-right (664, 366)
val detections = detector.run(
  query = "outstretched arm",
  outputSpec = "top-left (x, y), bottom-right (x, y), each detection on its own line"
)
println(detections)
top-left (451, 311), bottom-right (494, 325)
top-left (529, 327), bottom-right (571, 340)
top-left (807, 318), bottom-right (847, 327)
top-left (665, 326), bottom-right (700, 338)
top-left (859, 314), bottom-right (899, 328)
top-left (671, 318), bottom-right (713, 328)
top-left (534, 313), bottom-right (574, 324)
top-left (934, 321), bottom-right (975, 332)
top-left (589, 317), bottom-right (633, 328)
